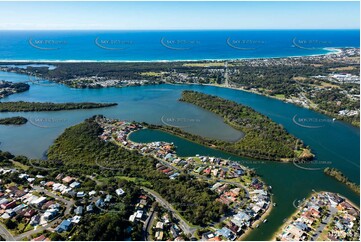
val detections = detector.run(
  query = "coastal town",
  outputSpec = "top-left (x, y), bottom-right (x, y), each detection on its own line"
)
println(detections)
top-left (0, 162), bottom-right (134, 240)
top-left (0, 114), bottom-right (273, 241)
top-left (275, 192), bottom-right (360, 241)
top-left (52, 77), bottom-right (160, 89)
top-left (0, 46), bottom-right (360, 240)
top-left (0, 1), bottom-right (360, 241)
top-left (0, 152), bottom-right (190, 241)
top-left (96, 116), bottom-right (272, 241)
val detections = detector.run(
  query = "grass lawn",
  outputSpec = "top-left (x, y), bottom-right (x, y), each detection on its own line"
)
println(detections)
top-left (99, 176), bottom-right (152, 187)
top-left (140, 72), bottom-right (162, 77)
top-left (11, 160), bottom-right (30, 171)
top-left (274, 94), bottom-right (286, 99)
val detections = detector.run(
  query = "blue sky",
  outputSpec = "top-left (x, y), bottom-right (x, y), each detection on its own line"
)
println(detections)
top-left (0, 1), bottom-right (359, 30)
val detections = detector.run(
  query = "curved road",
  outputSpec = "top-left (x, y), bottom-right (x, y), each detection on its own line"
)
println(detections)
top-left (141, 187), bottom-right (198, 237)
top-left (0, 223), bottom-right (15, 241)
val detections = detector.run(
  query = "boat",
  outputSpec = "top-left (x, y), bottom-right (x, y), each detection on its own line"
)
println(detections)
top-left (263, 219), bottom-right (267, 223)
top-left (273, 203), bottom-right (277, 207)
top-left (255, 224), bottom-right (259, 228)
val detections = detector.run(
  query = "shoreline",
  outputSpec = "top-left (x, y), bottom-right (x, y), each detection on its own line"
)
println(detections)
top-left (0, 47), bottom-right (346, 63)
top-left (180, 82), bottom-right (359, 128)
top-left (270, 191), bottom-right (360, 241)
top-left (269, 192), bottom-right (313, 241)
top-left (148, 125), bottom-right (305, 162)
top-left (126, 126), bottom-right (275, 241)
top-left (239, 196), bottom-right (274, 241)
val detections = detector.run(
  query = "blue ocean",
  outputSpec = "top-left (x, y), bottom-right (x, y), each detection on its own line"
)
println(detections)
top-left (0, 30), bottom-right (359, 61)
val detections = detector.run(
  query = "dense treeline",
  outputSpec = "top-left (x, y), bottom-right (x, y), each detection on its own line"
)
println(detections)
top-left (179, 91), bottom-right (313, 161)
top-left (0, 81), bottom-right (30, 92)
top-left (47, 116), bottom-right (226, 225)
top-left (0, 150), bottom-right (14, 164)
top-left (0, 149), bottom-right (143, 241)
top-left (71, 180), bottom-right (142, 241)
top-left (0, 116), bottom-right (28, 125)
top-left (229, 62), bottom-right (359, 96)
top-left (0, 101), bottom-right (117, 112)
top-left (0, 81), bottom-right (30, 98)
top-left (228, 63), bottom-right (360, 126)
top-left (10, 62), bottom-right (202, 82)
top-left (324, 167), bottom-right (360, 194)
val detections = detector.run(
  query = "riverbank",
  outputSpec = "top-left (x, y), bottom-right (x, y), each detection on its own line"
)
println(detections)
top-left (239, 196), bottom-right (274, 241)
top-left (183, 82), bottom-right (360, 128)
top-left (97, 116), bottom-right (273, 240)
top-left (271, 191), bottom-right (360, 241)
top-left (0, 116), bottom-right (27, 125)
top-left (324, 167), bottom-right (360, 194)
top-left (179, 91), bottom-right (313, 161)
top-left (0, 101), bottom-right (117, 112)
top-left (270, 192), bottom-right (313, 241)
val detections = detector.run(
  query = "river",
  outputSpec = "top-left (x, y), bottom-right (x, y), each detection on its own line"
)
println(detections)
top-left (0, 70), bottom-right (359, 240)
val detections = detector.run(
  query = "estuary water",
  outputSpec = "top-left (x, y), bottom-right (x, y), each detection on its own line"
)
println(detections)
top-left (0, 70), bottom-right (359, 240)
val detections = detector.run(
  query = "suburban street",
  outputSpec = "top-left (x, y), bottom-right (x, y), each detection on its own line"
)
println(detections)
top-left (13, 185), bottom-right (75, 240)
top-left (312, 207), bottom-right (338, 241)
top-left (141, 187), bottom-right (198, 237)
top-left (143, 205), bottom-right (157, 241)
top-left (0, 223), bottom-right (15, 241)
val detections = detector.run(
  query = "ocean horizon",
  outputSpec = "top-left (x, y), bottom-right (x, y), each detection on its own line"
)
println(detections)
top-left (0, 29), bottom-right (359, 62)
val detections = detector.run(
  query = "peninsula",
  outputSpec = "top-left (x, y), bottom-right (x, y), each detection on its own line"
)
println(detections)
top-left (0, 80), bottom-right (30, 99)
top-left (43, 115), bottom-right (272, 240)
top-left (324, 167), bottom-right (360, 194)
top-left (0, 101), bottom-right (117, 112)
top-left (0, 116), bottom-right (28, 125)
top-left (155, 91), bottom-right (313, 162)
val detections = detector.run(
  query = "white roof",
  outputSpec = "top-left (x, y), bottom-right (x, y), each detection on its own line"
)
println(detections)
top-left (89, 190), bottom-right (96, 196)
top-left (135, 210), bottom-right (143, 219)
top-left (116, 188), bottom-right (125, 196)
top-left (129, 214), bottom-right (136, 222)
top-left (71, 215), bottom-right (81, 224)
top-left (31, 196), bottom-right (47, 205)
top-left (1, 213), bottom-right (11, 219)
